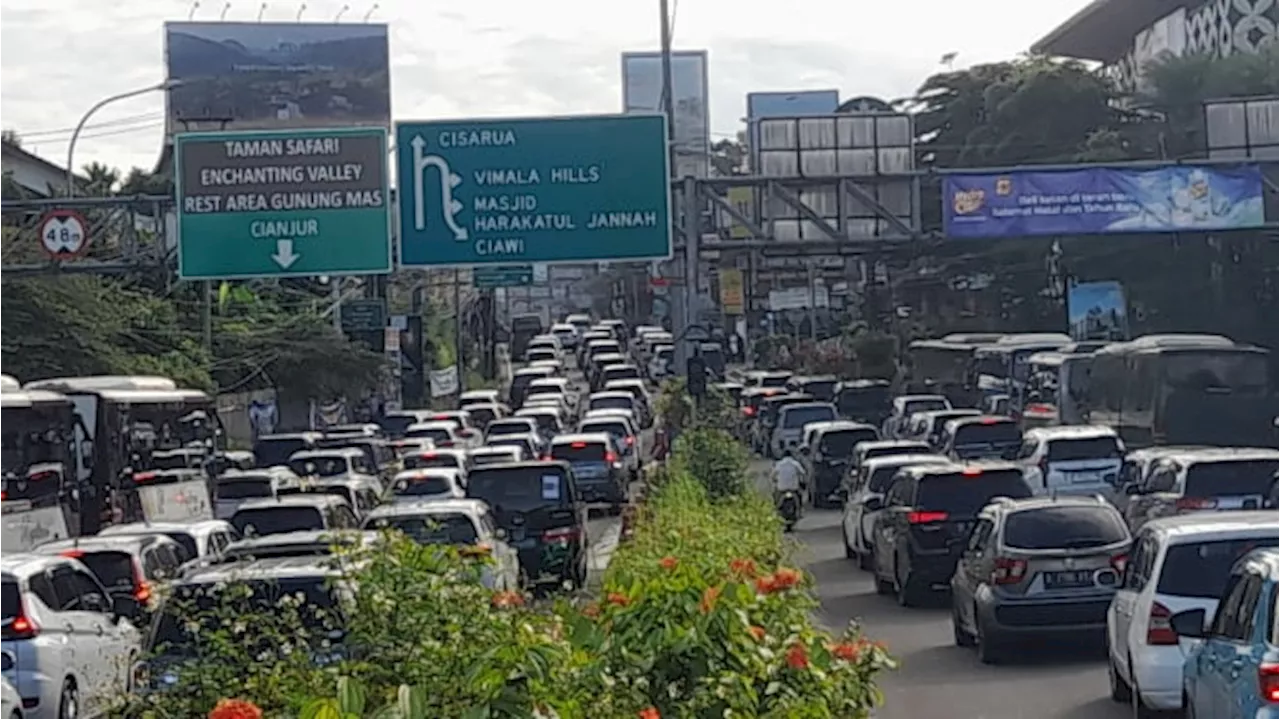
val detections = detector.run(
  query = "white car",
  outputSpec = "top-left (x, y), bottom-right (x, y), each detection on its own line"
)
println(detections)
top-left (1106, 511), bottom-right (1279, 714)
top-left (2, 554), bottom-right (141, 719)
top-left (1017, 425), bottom-right (1125, 497)
top-left (647, 345), bottom-right (674, 380)
top-left (361, 499), bottom-right (521, 589)
top-left (770, 403), bottom-right (839, 458)
top-left (388, 468), bottom-right (466, 502)
top-left (98, 519), bottom-right (240, 561)
top-left (842, 454), bottom-right (950, 568)
top-left (2, 677), bottom-right (22, 719)
top-left (212, 467), bottom-right (306, 521)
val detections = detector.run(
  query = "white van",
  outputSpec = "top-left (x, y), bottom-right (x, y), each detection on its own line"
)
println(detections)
top-left (1016, 426), bottom-right (1124, 497)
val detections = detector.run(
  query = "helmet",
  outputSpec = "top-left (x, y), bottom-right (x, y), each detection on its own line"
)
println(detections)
top-left (781, 448), bottom-right (794, 460)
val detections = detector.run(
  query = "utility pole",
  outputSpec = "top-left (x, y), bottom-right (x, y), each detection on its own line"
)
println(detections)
top-left (658, 0), bottom-right (676, 174)
top-left (454, 269), bottom-right (465, 393)
top-left (202, 281), bottom-right (214, 354)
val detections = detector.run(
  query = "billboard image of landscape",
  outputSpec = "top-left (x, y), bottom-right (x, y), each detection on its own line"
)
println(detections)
top-left (164, 22), bottom-right (390, 134)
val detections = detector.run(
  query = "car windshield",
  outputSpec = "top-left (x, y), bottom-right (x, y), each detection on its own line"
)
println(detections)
top-left (232, 507), bottom-right (325, 537)
top-left (605, 367), bottom-right (640, 381)
top-left (1158, 536), bottom-right (1280, 599)
top-left (1163, 352), bottom-right (1270, 392)
top-left (152, 578), bottom-right (341, 657)
top-left (403, 454), bottom-right (461, 471)
top-left (819, 429), bottom-right (879, 457)
top-left (915, 471), bottom-right (1031, 517)
top-left (163, 533), bottom-right (199, 560)
top-left (254, 438), bottom-right (310, 467)
top-left (782, 406), bottom-right (836, 429)
top-left (407, 428), bottom-right (452, 444)
top-left (581, 421), bottom-right (628, 441)
top-left (837, 387), bottom-right (891, 414)
top-left (521, 413), bottom-right (560, 433)
top-left (488, 420), bottom-right (534, 436)
top-left (392, 475), bottom-right (452, 496)
top-left (863, 444), bottom-right (929, 463)
top-left (467, 407), bottom-right (498, 427)
top-left (468, 467), bottom-right (570, 513)
top-left (471, 452), bottom-right (516, 466)
top-left (802, 381), bottom-right (839, 401)
top-left (904, 399), bottom-right (949, 415)
top-left (366, 514), bottom-right (478, 545)
top-left (74, 551), bottom-right (135, 594)
top-left (153, 452), bottom-right (199, 470)
top-left (378, 415), bottom-right (418, 437)
top-left (1003, 507), bottom-right (1129, 550)
top-left (1046, 437), bottom-right (1123, 461)
top-left (551, 443), bottom-right (608, 462)
top-left (289, 457), bottom-right (349, 477)
top-left (590, 397), bottom-right (633, 412)
top-left (1185, 460), bottom-right (1278, 497)
top-left (216, 478), bottom-right (273, 500)
top-left (953, 422), bottom-right (1021, 448)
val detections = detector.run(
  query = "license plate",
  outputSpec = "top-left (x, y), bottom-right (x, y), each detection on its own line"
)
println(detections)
top-left (1044, 570), bottom-right (1094, 589)
top-left (511, 527), bottom-right (527, 542)
top-left (574, 464), bottom-right (605, 479)
top-left (1067, 472), bottom-right (1101, 484)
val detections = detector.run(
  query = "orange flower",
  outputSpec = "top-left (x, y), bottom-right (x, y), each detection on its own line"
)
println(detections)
top-left (754, 575), bottom-right (777, 594)
top-left (785, 642), bottom-right (810, 670)
top-left (699, 585), bottom-right (721, 613)
top-left (729, 557), bottom-right (757, 578)
top-left (831, 642), bottom-right (859, 661)
top-left (748, 625), bottom-right (767, 642)
top-left (491, 590), bottom-right (524, 609)
top-left (582, 602), bottom-right (601, 618)
top-left (638, 707), bottom-right (661, 719)
top-left (771, 567), bottom-right (803, 590)
top-left (607, 592), bottom-right (630, 606)
top-left (659, 556), bottom-right (679, 571)
top-left (209, 699), bottom-right (263, 719)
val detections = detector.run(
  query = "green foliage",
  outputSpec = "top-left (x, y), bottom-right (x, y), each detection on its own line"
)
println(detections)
top-left (847, 330), bottom-right (898, 381)
top-left (669, 427), bottom-right (750, 501)
top-left (655, 379), bottom-right (739, 437)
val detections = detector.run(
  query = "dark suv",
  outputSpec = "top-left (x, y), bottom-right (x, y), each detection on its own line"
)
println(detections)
top-left (465, 461), bottom-right (589, 591)
top-left (949, 495), bottom-right (1131, 664)
top-left (547, 433), bottom-right (627, 511)
top-left (868, 461), bottom-right (1032, 606)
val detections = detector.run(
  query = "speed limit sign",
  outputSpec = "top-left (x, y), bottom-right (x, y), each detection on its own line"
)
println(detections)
top-left (38, 209), bottom-right (89, 260)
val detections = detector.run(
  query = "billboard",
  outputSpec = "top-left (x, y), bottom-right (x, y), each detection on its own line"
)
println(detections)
top-left (1067, 281), bottom-right (1129, 341)
top-left (622, 50), bottom-right (710, 179)
top-left (746, 90), bottom-right (839, 157)
top-left (718, 268), bottom-right (745, 315)
top-left (164, 22), bottom-right (390, 135)
top-left (944, 165), bottom-right (1267, 239)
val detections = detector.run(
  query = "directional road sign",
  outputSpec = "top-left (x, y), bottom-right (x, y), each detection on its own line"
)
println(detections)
top-left (396, 114), bottom-right (671, 267)
top-left (38, 209), bottom-right (89, 259)
top-left (175, 127), bottom-right (392, 280)
top-left (473, 265), bottom-right (534, 288)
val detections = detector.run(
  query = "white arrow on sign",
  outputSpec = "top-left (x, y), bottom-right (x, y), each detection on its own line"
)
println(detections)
top-left (410, 134), bottom-right (468, 241)
top-left (271, 239), bottom-right (300, 269)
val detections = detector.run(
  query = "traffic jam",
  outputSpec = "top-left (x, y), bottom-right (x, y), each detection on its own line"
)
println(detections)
top-left (0, 314), bottom-right (666, 719)
top-left (734, 332), bottom-right (1278, 718)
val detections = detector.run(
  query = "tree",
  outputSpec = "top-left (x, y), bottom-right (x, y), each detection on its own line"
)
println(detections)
top-left (80, 162), bottom-right (120, 196)
top-left (709, 132), bottom-right (748, 176)
top-left (1, 130), bottom-right (20, 147)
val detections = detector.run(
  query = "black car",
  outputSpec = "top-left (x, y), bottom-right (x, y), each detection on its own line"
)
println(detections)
top-left (868, 461), bottom-right (1032, 606)
top-left (806, 422), bottom-right (880, 508)
top-left (835, 380), bottom-right (892, 425)
top-left (938, 416), bottom-right (1023, 461)
top-left (547, 433), bottom-right (627, 511)
top-left (464, 461), bottom-right (589, 591)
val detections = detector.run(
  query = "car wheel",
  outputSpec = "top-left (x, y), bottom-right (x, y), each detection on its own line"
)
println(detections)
top-left (952, 602), bottom-right (976, 647)
top-left (976, 616), bottom-right (1004, 665)
top-left (58, 679), bottom-right (78, 719)
top-left (1107, 649), bottom-right (1132, 702)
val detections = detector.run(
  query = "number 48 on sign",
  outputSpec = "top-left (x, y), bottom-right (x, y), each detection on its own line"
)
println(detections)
top-left (38, 209), bottom-right (89, 260)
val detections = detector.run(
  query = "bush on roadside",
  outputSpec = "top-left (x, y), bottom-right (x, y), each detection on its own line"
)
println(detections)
top-left (655, 378), bottom-right (739, 438)
top-left (667, 426), bottom-right (750, 500)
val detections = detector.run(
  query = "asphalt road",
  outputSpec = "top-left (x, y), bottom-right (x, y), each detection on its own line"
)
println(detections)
top-left (749, 459), bottom-right (1135, 719)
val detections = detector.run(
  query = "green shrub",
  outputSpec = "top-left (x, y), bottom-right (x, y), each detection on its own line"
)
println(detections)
top-left (669, 427), bottom-right (749, 500)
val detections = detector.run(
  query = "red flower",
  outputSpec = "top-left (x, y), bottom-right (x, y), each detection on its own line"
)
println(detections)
top-left (699, 585), bottom-right (721, 614)
top-left (729, 557), bottom-right (758, 578)
top-left (831, 642), bottom-right (859, 661)
top-left (785, 642), bottom-right (810, 670)
top-left (748, 625), bottom-right (767, 642)
top-left (209, 699), bottom-right (263, 719)
top-left (491, 590), bottom-right (524, 609)
top-left (754, 575), bottom-right (777, 594)
top-left (638, 707), bottom-right (661, 719)
top-left (771, 567), bottom-right (803, 590)
top-left (659, 556), bottom-right (679, 571)
top-left (607, 592), bottom-right (630, 606)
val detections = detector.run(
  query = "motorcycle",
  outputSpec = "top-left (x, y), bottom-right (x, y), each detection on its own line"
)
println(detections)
top-left (777, 490), bottom-right (801, 531)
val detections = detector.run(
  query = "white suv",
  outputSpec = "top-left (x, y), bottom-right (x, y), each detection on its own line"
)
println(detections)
top-left (2, 554), bottom-right (141, 719)
top-left (1105, 511), bottom-right (1279, 714)
top-left (1016, 425), bottom-right (1124, 497)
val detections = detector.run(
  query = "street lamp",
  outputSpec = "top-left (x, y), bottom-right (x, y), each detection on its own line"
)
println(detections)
top-left (65, 79), bottom-right (182, 197)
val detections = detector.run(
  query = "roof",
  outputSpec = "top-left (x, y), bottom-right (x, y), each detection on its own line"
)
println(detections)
top-left (898, 394), bottom-right (949, 403)
top-left (98, 520), bottom-right (232, 538)
top-left (1024, 425), bottom-right (1120, 440)
top-left (858, 439), bottom-right (931, 451)
top-left (1, 553), bottom-right (77, 578)
top-left (1, 141), bottom-right (89, 193)
top-left (469, 445), bottom-right (521, 456)
top-left (861, 453), bottom-right (951, 471)
top-left (529, 377), bottom-right (570, 388)
top-left (257, 432), bottom-right (323, 442)
top-left (395, 467), bottom-right (462, 480)
top-left (222, 530), bottom-right (377, 554)
top-left (900, 460), bottom-right (1024, 479)
top-left (0, 389), bottom-right (72, 409)
top-left (1030, 0), bottom-right (1188, 62)
top-left (460, 389), bottom-right (500, 399)
top-left (406, 421), bottom-right (457, 432)
top-left (290, 447), bottom-right (365, 460)
top-left (514, 366), bottom-right (556, 377)
top-left (469, 460), bottom-right (568, 474)
top-left (947, 415), bottom-right (1018, 429)
top-left (365, 498), bottom-right (488, 519)
top-left (551, 432), bottom-right (613, 446)
top-left (589, 391), bottom-right (633, 400)
top-left (180, 555), bottom-right (350, 584)
top-left (990, 494), bottom-right (1116, 513)
top-left (233, 494), bottom-right (348, 511)
top-left (1143, 511), bottom-right (1279, 543)
top-left (810, 420), bottom-right (877, 434)
top-left (36, 533), bottom-right (170, 554)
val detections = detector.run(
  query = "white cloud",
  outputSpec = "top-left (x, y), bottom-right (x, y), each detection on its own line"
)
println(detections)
top-left (0, 0), bottom-right (1088, 174)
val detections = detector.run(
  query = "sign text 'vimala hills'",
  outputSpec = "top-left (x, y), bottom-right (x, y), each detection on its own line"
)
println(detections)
top-left (395, 114), bottom-right (672, 267)
top-left (175, 127), bottom-right (392, 280)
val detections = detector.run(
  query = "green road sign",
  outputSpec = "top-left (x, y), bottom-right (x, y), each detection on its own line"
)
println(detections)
top-left (175, 127), bottom-right (392, 280)
top-left (396, 114), bottom-right (672, 267)
top-left (473, 265), bottom-right (534, 288)
top-left (339, 298), bottom-right (387, 333)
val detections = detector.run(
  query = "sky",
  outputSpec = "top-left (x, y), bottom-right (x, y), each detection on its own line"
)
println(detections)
top-left (0, 0), bottom-right (1091, 175)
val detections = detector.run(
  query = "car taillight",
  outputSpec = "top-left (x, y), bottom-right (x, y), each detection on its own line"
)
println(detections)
top-left (133, 558), bottom-right (153, 604)
top-left (543, 527), bottom-right (580, 543)
top-left (1259, 663), bottom-right (1279, 703)
top-left (5, 612), bottom-right (38, 640)
top-left (1110, 553), bottom-right (1128, 574)
top-left (1146, 601), bottom-right (1178, 645)
top-left (961, 467), bottom-right (983, 478)
top-left (991, 557), bottom-right (1027, 585)
top-left (1175, 497), bottom-right (1218, 511)
top-left (742, 407), bottom-right (756, 417)
top-left (571, 442), bottom-right (588, 448)
top-left (907, 511), bottom-right (948, 524)
top-left (133, 471), bottom-right (158, 483)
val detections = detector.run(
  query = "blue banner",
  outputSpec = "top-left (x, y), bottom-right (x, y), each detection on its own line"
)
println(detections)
top-left (944, 165), bottom-right (1266, 239)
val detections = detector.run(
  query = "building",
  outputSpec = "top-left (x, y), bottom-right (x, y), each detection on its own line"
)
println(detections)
top-left (1, 140), bottom-right (87, 198)
top-left (1032, 0), bottom-right (1278, 90)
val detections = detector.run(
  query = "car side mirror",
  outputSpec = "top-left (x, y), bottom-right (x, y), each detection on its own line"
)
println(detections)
top-left (111, 593), bottom-right (142, 623)
top-left (862, 497), bottom-right (884, 512)
top-left (1170, 608), bottom-right (1207, 639)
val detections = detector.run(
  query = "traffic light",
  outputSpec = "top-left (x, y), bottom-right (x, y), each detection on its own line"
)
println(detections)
top-left (687, 355), bottom-right (707, 398)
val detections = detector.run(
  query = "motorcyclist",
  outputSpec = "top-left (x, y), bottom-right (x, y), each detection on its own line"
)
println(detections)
top-left (771, 449), bottom-right (806, 515)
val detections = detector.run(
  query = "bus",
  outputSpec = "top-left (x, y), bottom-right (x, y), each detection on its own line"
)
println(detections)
top-left (1084, 334), bottom-right (1276, 448)
top-left (22, 376), bottom-right (220, 533)
top-left (905, 339), bottom-right (976, 406)
top-left (966, 333), bottom-right (1072, 414)
top-left (1, 382), bottom-right (79, 549)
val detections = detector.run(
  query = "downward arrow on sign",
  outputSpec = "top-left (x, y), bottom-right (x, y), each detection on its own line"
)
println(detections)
top-left (272, 239), bottom-right (300, 269)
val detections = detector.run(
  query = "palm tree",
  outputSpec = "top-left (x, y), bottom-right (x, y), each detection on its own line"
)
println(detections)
top-left (80, 162), bottom-right (120, 196)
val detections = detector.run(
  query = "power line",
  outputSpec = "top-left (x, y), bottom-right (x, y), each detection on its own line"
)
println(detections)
top-left (16, 112), bottom-right (165, 140)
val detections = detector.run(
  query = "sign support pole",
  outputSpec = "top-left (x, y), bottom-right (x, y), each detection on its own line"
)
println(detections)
top-left (454, 269), bottom-right (466, 394)
top-left (202, 281), bottom-right (214, 352)
top-left (673, 176), bottom-right (699, 376)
